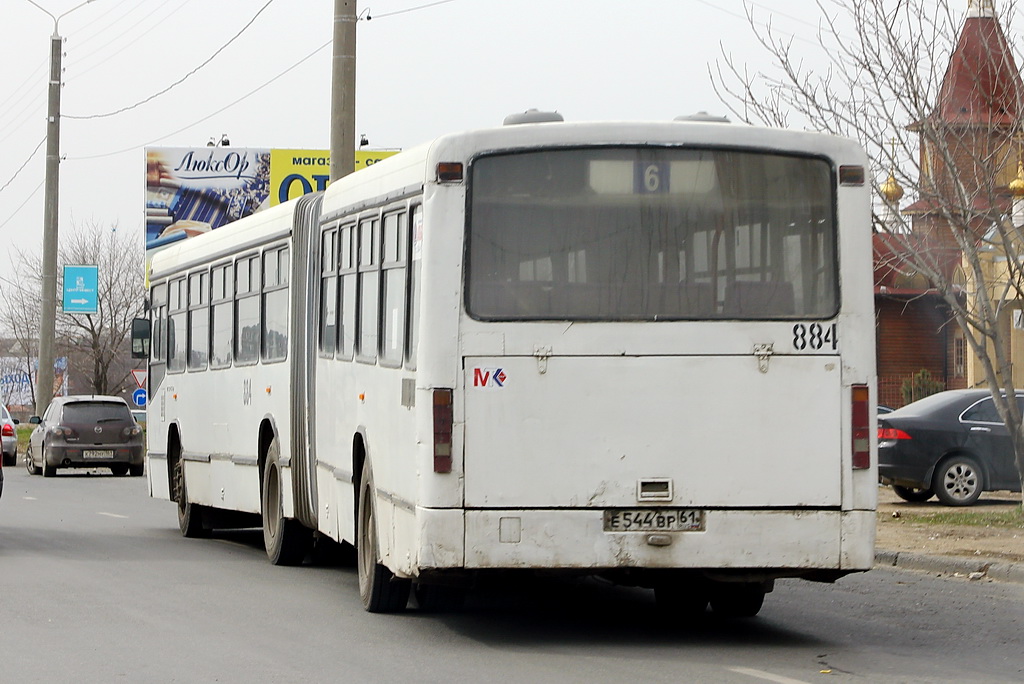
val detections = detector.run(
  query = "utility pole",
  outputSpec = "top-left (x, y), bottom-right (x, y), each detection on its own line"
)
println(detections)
top-left (330, 0), bottom-right (357, 182)
top-left (26, 0), bottom-right (97, 417)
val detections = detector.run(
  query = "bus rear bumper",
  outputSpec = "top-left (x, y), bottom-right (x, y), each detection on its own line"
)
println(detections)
top-left (417, 507), bottom-right (875, 575)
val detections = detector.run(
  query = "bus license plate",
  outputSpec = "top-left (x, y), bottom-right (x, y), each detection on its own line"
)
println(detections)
top-left (603, 509), bottom-right (705, 532)
top-left (83, 450), bottom-right (113, 459)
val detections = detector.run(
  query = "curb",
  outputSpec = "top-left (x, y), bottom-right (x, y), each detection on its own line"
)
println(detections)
top-left (875, 550), bottom-right (1024, 584)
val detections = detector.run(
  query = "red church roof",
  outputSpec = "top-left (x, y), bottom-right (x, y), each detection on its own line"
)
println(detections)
top-left (934, 10), bottom-right (1022, 125)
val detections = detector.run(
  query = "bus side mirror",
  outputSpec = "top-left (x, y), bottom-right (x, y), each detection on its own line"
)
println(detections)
top-left (131, 317), bottom-right (151, 359)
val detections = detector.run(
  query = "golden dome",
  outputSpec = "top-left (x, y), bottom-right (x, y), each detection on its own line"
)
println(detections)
top-left (1009, 161), bottom-right (1024, 197)
top-left (880, 172), bottom-right (904, 203)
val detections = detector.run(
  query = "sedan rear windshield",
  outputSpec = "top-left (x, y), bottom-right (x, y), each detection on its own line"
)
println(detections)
top-left (63, 402), bottom-right (131, 423)
top-left (467, 146), bottom-right (838, 321)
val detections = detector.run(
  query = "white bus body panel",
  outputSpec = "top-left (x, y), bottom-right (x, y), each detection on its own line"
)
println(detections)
top-left (462, 353), bottom-right (841, 509)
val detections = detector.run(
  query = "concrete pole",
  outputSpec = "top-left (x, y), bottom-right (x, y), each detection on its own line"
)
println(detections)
top-left (330, 0), bottom-right (357, 182)
top-left (36, 31), bottom-right (62, 417)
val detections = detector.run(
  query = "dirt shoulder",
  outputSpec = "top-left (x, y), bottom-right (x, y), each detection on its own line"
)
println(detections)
top-left (874, 486), bottom-right (1024, 564)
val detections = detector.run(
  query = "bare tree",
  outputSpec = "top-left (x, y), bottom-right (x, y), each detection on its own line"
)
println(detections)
top-left (0, 221), bottom-right (145, 402)
top-left (713, 0), bottom-right (1024, 492)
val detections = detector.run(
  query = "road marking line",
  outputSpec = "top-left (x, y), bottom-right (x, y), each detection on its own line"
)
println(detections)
top-left (23, 496), bottom-right (37, 500)
top-left (97, 512), bottom-right (129, 519)
top-left (728, 667), bottom-right (812, 684)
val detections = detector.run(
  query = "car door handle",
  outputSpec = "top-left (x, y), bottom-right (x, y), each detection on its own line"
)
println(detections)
top-left (970, 426), bottom-right (991, 432)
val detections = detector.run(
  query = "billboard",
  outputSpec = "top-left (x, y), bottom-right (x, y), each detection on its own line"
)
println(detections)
top-left (0, 356), bottom-right (68, 409)
top-left (145, 148), bottom-right (399, 251)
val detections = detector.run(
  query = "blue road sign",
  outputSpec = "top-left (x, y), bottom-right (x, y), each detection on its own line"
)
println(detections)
top-left (63, 265), bottom-right (99, 314)
top-left (133, 388), bottom-right (147, 407)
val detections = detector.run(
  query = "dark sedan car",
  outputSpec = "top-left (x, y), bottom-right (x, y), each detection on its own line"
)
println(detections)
top-left (25, 395), bottom-right (144, 477)
top-left (878, 389), bottom-right (1023, 506)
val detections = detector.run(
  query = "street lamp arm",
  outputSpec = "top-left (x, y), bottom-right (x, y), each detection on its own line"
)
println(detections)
top-left (24, 0), bottom-right (98, 33)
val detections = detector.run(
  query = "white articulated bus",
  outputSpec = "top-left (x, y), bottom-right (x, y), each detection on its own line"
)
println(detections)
top-left (141, 113), bottom-right (876, 616)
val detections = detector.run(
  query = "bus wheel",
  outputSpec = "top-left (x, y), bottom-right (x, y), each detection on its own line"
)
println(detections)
top-left (357, 460), bottom-right (410, 612)
top-left (413, 583), bottom-right (467, 613)
top-left (654, 580), bottom-right (709, 617)
top-left (709, 582), bottom-right (766, 618)
top-left (261, 441), bottom-right (312, 566)
top-left (175, 457), bottom-right (207, 538)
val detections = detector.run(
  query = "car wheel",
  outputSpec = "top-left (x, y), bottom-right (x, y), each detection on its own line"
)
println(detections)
top-left (41, 444), bottom-right (57, 478)
top-left (129, 463), bottom-right (144, 477)
top-left (2, 452), bottom-right (13, 468)
top-left (110, 464), bottom-right (129, 476)
top-left (25, 445), bottom-right (41, 475)
top-left (261, 435), bottom-right (312, 566)
top-left (357, 460), bottom-right (410, 612)
top-left (932, 455), bottom-right (984, 506)
top-left (892, 485), bottom-right (934, 502)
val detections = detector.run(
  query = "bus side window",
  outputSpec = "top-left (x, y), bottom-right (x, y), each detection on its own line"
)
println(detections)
top-left (380, 211), bottom-right (407, 367)
top-left (406, 205), bottom-right (422, 367)
top-left (210, 263), bottom-right (233, 369)
top-left (357, 217), bottom-right (380, 362)
top-left (168, 278), bottom-right (186, 373)
top-left (235, 255), bottom-right (260, 365)
top-left (187, 270), bottom-right (209, 370)
top-left (151, 282), bottom-right (167, 364)
top-left (320, 227), bottom-right (339, 357)
top-left (339, 224), bottom-right (356, 360)
top-left (262, 246), bottom-right (289, 363)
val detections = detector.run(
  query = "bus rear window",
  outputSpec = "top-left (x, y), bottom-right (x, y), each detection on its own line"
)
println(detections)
top-left (466, 147), bottom-right (838, 320)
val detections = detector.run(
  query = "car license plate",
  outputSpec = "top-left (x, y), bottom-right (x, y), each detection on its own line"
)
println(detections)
top-left (603, 508), bottom-right (705, 532)
top-left (83, 450), bottom-right (114, 459)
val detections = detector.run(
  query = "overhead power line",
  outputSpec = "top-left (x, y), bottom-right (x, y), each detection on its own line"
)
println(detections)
top-left (70, 38), bottom-right (332, 160)
top-left (65, 0), bottom-right (276, 120)
top-left (0, 180), bottom-right (44, 230)
top-left (0, 137), bottom-right (45, 196)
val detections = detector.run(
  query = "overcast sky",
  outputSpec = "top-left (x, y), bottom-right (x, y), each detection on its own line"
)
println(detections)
top-left (0, 0), bottom-right (1011, 262)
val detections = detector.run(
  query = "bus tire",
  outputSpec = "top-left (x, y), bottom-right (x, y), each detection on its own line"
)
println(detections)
top-left (654, 580), bottom-right (709, 617)
top-left (709, 582), bottom-right (766, 618)
top-left (261, 442), bottom-right (312, 566)
top-left (175, 456), bottom-right (207, 538)
top-left (413, 583), bottom-right (467, 613)
top-left (357, 460), bottom-right (410, 612)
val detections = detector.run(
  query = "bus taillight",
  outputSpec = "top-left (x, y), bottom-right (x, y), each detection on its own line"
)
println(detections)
top-left (852, 384), bottom-right (870, 469)
top-left (433, 389), bottom-right (454, 473)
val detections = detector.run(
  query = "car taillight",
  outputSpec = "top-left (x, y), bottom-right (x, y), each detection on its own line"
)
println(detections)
top-left (122, 425), bottom-right (142, 438)
top-left (49, 425), bottom-right (75, 438)
top-left (878, 427), bottom-right (912, 440)
top-left (432, 388), bottom-right (453, 473)
top-left (852, 384), bottom-right (870, 469)
top-left (1, 424), bottom-right (13, 437)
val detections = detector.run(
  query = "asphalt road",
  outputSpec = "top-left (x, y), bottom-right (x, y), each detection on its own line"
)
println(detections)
top-left (2, 466), bottom-right (1022, 684)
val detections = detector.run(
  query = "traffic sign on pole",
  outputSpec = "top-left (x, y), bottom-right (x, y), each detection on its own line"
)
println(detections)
top-left (63, 265), bottom-right (98, 314)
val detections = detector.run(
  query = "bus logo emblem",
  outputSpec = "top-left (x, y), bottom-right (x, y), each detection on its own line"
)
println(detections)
top-left (473, 367), bottom-right (506, 388)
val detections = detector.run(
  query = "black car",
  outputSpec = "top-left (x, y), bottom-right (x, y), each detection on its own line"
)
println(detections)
top-left (878, 389), bottom-right (1023, 506)
top-left (25, 395), bottom-right (144, 477)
